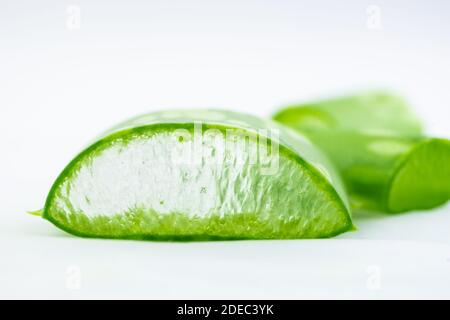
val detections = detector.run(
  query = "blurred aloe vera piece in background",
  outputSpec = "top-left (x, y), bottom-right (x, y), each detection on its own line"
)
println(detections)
top-left (292, 131), bottom-right (450, 212)
top-left (274, 91), bottom-right (423, 136)
top-left (273, 92), bottom-right (450, 213)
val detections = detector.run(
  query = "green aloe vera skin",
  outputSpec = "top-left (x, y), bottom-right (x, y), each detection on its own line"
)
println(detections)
top-left (293, 131), bottom-right (450, 212)
top-left (274, 91), bottom-right (423, 136)
top-left (273, 92), bottom-right (450, 213)
top-left (41, 110), bottom-right (353, 240)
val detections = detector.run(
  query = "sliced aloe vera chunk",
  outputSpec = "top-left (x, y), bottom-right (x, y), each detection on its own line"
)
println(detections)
top-left (273, 93), bottom-right (450, 213)
top-left (273, 91), bottom-right (423, 136)
top-left (294, 131), bottom-right (449, 212)
top-left (41, 110), bottom-right (352, 240)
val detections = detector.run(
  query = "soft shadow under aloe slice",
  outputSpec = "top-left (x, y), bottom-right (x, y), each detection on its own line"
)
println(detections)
top-left (40, 110), bottom-right (353, 240)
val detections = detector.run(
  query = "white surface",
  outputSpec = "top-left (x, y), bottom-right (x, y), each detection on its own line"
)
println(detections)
top-left (1, 0), bottom-right (450, 299)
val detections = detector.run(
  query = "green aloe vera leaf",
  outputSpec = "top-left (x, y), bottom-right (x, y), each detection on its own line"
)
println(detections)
top-left (40, 110), bottom-right (353, 240)
top-left (273, 91), bottom-right (423, 136)
top-left (271, 128), bottom-right (450, 213)
top-left (273, 91), bottom-right (450, 213)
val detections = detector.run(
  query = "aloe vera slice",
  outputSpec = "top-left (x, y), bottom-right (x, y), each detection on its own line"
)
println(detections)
top-left (273, 91), bottom-right (423, 136)
top-left (40, 110), bottom-right (353, 240)
top-left (273, 93), bottom-right (450, 213)
top-left (294, 131), bottom-right (450, 212)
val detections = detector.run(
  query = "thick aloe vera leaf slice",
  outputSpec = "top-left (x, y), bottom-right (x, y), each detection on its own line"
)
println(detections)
top-left (293, 131), bottom-right (450, 212)
top-left (42, 110), bottom-right (353, 240)
top-left (273, 91), bottom-right (423, 136)
top-left (388, 138), bottom-right (450, 212)
top-left (273, 93), bottom-right (450, 213)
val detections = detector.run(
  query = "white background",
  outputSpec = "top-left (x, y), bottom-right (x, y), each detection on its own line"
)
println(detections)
top-left (1, 0), bottom-right (450, 299)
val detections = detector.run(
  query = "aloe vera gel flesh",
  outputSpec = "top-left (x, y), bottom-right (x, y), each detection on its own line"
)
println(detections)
top-left (41, 110), bottom-right (353, 240)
